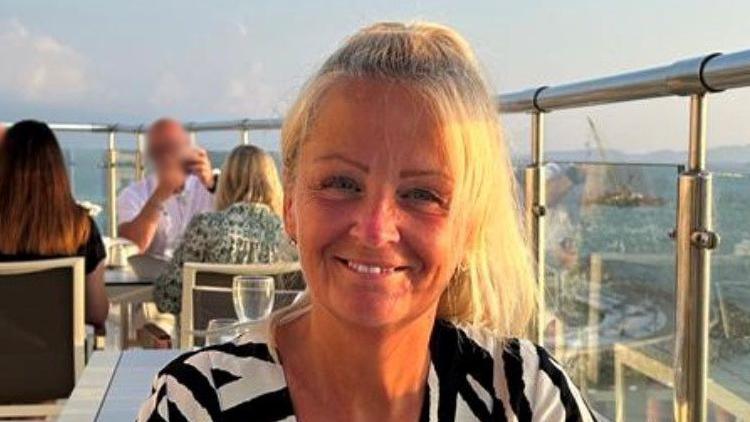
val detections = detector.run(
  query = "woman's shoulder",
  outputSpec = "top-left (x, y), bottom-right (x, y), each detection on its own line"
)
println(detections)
top-left (432, 319), bottom-right (544, 370)
top-left (155, 335), bottom-right (283, 388)
top-left (233, 202), bottom-right (280, 220)
top-left (183, 210), bottom-right (224, 235)
top-left (138, 337), bottom-right (287, 421)
top-left (433, 319), bottom-right (597, 421)
top-left (224, 202), bottom-right (284, 233)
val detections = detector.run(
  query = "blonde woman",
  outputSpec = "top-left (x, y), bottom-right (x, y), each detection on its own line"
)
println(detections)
top-left (140, 22), bottom-right (596, 421)
top-left (153, 145), bottom-right (297, 314)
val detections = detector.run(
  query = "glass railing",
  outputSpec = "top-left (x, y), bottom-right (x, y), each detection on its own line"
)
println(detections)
top-left (64, 147), bottom-right (136, 232)
top-left (707, 171), bottom-right (750, 419)
top-left (535, 162), bottom-right (750, 420)
top-left (541, 161), bottom-right (682, 420)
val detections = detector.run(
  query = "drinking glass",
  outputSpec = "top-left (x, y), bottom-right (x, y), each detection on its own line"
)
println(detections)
top-left (233, 275), bottom-right (275, 322)
top-left (205, 318), bottom-right (239, 346)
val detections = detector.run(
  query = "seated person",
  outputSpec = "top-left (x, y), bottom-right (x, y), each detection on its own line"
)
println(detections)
top-left (139, 22), bottom-right (594, 421)
top-left (0, 120), bottom-right (109, 327)
top-left (117, 118), bottom-right (216, 258)
top-left (154, 145), bottom-right (298, 314)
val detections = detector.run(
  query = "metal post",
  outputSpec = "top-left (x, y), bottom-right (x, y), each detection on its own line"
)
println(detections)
top-left (106, 131), bottom-right (118, 238)
top-left (524, 111), bottom-right (546, 345)
top-left (587, 253), bottom-right (602, 383)
top-left (240, 128), bottom-right (250, 145)
top-left (674, 94), bottom-right (717, 422)
top-left (189, 131), bottom-right (197, 146)
top-left (614, 351), bottom-right (626, 422)
top-left (135, 132), bottom-right (146, 181)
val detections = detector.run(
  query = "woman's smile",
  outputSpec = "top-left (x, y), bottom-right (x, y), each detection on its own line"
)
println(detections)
top-left (339, 257), bottom-right (406, 275)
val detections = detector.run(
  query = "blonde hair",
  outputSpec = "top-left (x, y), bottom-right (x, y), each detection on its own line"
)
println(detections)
top-left (214, 145), bottom-right (283, 214)
top-left (278, 22), bottom-right (536, 337)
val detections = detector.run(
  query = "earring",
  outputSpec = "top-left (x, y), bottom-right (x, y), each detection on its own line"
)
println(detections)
top-left (457, 261), bottom-right (468, 273)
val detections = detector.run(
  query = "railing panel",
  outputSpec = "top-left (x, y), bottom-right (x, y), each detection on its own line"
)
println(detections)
top-left (66, 147), bottom-right (136, 234)
top-left (540, 161), bottom-right (681, 420)
top-left (707, 171), bottom-right (750, 419)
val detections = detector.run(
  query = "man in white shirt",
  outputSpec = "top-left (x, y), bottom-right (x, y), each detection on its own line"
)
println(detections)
top-left (117, 118), bottom-right (215, 258)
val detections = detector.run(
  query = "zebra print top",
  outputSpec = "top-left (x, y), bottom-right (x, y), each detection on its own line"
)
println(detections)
top-left (137, 319), bottom-right (597, 421)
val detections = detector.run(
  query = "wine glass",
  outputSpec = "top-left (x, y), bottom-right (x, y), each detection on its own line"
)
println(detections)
top-left (205, 318), bottom-right (239, 346)
top-left (233, 275), bottom-right (275, 323)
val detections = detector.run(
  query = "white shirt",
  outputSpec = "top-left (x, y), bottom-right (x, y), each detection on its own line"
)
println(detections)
top-left (117, 174), bottom-right (214, 258)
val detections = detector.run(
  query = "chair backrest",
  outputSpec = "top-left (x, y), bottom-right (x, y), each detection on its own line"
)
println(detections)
top-left (0, 257), bottom-right (85, 404)
top-left (180, 261), bottom-right (303, 349)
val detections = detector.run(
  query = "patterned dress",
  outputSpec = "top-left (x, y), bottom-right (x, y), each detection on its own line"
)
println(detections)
top-left (136, 319), bottom-right (599, 421)
top-left (154, 202), bottom-right (298, 314)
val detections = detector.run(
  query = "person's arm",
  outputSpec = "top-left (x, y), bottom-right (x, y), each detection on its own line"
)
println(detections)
top-left (183, 147), bottom-right (215, 191)
top-left (119, 168), bottom-right (185, 253)
top-left (80, 218), bottom-right (109, 328)
top-left (118, 194), bottom-right (167, 253)
top-left (84, 262), bottom-right (109, 327)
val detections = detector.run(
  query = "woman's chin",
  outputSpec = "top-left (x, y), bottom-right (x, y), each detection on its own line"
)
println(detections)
top-left (326, 291), bottom-right (412, 329)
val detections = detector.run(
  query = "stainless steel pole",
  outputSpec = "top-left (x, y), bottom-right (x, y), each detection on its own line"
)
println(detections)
top-left (524, 111), bottom-right (546, 345)
top-left (106, 131), bottom-right (118, 238)
top-left (135, 132), bottom-right (146, 181)
top-left (674, 94), bottom-right (717, 422)
top-left (240, 128), bottom-right (250, 145)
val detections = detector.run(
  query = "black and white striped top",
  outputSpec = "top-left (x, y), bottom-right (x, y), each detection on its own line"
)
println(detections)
top-left (137, 319), bottom-right (597, 421)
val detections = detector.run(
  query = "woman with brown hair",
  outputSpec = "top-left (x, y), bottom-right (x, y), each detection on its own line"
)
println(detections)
top-left (0, 120), bottom-right (109, 327)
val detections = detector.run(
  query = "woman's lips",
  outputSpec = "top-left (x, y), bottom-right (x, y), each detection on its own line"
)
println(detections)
top-left (335, 257), bottom-right (409, 275)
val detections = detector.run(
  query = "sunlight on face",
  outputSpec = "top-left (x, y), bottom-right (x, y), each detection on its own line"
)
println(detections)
top-left (286, 79), bottom-right (466, 328)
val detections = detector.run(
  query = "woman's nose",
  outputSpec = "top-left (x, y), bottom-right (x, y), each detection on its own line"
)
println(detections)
top-left (349, 194), bottom-right (400, 247)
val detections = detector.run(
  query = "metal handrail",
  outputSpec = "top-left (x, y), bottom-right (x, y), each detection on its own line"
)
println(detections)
top-left (498, 49), bottom-right (750, 113)
top-left (0, 118), bottom-right (283, 134)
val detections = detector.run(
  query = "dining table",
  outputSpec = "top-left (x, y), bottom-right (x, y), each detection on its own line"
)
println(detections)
top-left (58, 349), bottom-right (181, 421)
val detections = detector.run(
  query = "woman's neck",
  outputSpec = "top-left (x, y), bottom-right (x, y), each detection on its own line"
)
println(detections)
top-left (276, 305), bottom-right (436, 421)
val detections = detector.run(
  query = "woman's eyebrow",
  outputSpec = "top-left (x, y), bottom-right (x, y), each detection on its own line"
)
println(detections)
top-left (314, 153), bottom-right (369, 172)
top-left (400, 168), bottom-right (452, 181)
top-left (314, 153), bottom-right (451, 181)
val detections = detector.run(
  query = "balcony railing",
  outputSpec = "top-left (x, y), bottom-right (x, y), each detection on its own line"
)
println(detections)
top-left (3, 48), bottom-right (750, 422)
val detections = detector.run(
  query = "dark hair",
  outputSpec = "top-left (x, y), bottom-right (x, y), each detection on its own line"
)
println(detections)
top-left (0, 120), bottom-right (90, 255)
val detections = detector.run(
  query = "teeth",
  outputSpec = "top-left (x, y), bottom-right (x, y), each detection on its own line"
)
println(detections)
top-left (346, 260), bottom-right (393, 275)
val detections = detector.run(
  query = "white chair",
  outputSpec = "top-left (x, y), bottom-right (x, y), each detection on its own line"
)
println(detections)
top-left (0, 257), bottom-right (85, 419)
top-left (179, 261), bottom-right (302, 349)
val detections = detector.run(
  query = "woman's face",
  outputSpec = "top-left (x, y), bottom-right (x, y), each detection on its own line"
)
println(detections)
top-left (285, 79), bottom-right (465, 328)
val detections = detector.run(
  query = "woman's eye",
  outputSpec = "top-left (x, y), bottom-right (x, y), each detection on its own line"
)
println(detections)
top-left (321, 176), bottom-right (361, 192)
top-left (402, 188), bottom-right (442, 204)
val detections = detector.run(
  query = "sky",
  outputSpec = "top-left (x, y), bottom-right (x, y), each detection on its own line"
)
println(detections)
top-left (0, 0), bottom-right (749, 155)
